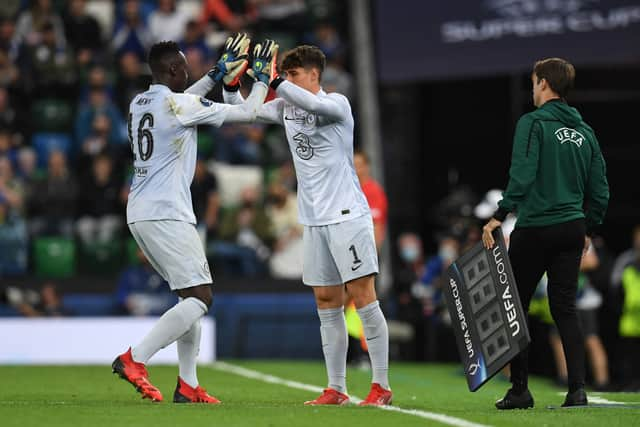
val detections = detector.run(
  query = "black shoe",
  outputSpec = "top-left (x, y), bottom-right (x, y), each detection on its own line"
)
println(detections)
top-left (562, 388), bottom-right (587, 407)
top-left (495, 388), bottom-right (534, 410)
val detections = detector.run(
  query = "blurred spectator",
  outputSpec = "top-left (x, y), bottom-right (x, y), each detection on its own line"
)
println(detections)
top-left (200, 0), bottom-right (256, 34)
top-left (28, 150), bottom-right (77, 237)
top-left (211, 186), bottom-right (274, 277)
top-left (313, 24), bottom-right (353, 101)
top-left (178, 19), bottom-right (212, 63)
top-left (2, 282), bottom-right (70, 316)
top-left (148, 0), bottom-right (191, 44)
top-left (0, 1), bottom-right (21, 21)
top-left (115, 247), bottom-right (176, 316)
top-left (392, 232), bottom-right (427, 360)
top-left (191, 157), bottom-right (221, 244)
top-left (112, 0), bottom-right (152, 61)
top-left (0, 155), bottom-right (27, 275)
top-left (322, 60), bottom-right (353, 100)
top-left (0, 87), bottom-right (26, 140)
top-left (79, 113), bottom-right (112, 164)
top-left (184, 45), bottom-right (211, 85)
top-left (62, 0), bottom-right (104, 67)
top-left (0, 154), bottom-right (23, 209)
top-left (76, 154), bottom-right (123, 246)
top-left (271, 159), bottom-right (296, 192)
top-left (306, 21), bottom-right (345, 65)
top-left (215, 123), bottom-right (264, 165)
top-left (420, 234), bottom-right (459, 293)
top-left (13, 0), bottom-right (66, 50)
top-left (611, 225), bottom-right (640, 287)
top-left (252, 0), bottom-right (308, 41)
top-left (15, 147), bottom-right (40, 208)
top-left (23, 20), bottom-right (76, 98)
top-left (75, 70), bottom-right (127, 151)
top-left (0, 17), bottom-right (18, 61)
top-left (266, 181), bottom-right (302, 279)
top-left (0, 49), bottom-right (19, 88)
top-left (0, 128), bottom-right (18, 167)
top-left (15, 146), bottom-right (40, 181)
top-left (354, 150), bottom-right (387, 251)
top-left (548, 245), bottom-right (610, 390)
top-left (616, 225), bottom-right (640, 390)
top-left (114, 51), bottom-right (150, 115)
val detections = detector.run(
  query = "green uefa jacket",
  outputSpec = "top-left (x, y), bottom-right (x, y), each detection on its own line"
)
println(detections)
top-left (494, 99), bottom-right (609, 234)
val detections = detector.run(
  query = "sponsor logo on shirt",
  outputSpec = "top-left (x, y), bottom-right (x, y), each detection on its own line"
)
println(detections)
top-left (134, 167), bottom-right (148, 177)
top-left (200, 97), bottom-right (213, 107)
top-left (293, 132), bottom-right (314, 160)
top-left (285, 108), bottom-right (317, 130)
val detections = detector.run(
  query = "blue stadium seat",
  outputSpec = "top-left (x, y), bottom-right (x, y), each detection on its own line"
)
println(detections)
top-left (31, 133), bottom-right (72, 168)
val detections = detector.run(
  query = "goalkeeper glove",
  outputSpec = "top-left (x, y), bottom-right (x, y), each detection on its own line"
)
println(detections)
top-left (246, 39), bottom-right (279, 85)
top-left (208, 32), bottom-right (251, 89)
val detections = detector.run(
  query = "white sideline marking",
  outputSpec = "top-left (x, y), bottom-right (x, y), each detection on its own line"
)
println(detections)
top-left (212, 362), bottom-right (491, 427)
top-left (557, 393), bottom-right (629, 405)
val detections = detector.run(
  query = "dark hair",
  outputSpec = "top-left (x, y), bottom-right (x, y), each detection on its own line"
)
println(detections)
top-left (148, 40), bottom-right (181, 75)
top-left (533, 58), bottom-right (575, 99)
top-left (280, 45), bottom-right (326, 81)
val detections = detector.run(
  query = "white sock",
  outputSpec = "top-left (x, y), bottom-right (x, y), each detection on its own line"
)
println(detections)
top-left (131, 297), bottom-right (208, 364)
top-left (178, 316), bottom-right (202, 388)
top-left (318, 306), bottom-right (348, 394)
top-left (357, 300), bottom-right (390, 390)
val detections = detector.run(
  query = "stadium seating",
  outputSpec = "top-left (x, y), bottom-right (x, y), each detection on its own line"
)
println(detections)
top-left (208, 160), bottom-right (263, 206)
top-left (77, 239), bottom-right (123, 276)
top-left (31, 133), bottom-right (73, 168)
top-left (31, 99), bottom-right (74, 133)
top-left (125, 237), bottom-right (141, 266)
top-left (33, 237), bottom-right (76, 279)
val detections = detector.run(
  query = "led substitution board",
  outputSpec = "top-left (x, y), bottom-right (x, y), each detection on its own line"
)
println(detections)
top-left (444, 229), bottom-right (530, 391)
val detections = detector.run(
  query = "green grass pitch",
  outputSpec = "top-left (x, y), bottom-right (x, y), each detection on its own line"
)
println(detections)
top-left (1, 361), bottom-right (639, 427)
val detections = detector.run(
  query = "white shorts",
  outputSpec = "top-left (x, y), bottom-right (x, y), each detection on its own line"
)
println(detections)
top-left (302, 215), bottom-right (379, 286)
top-left (128, 220), bottom-right (212, 290)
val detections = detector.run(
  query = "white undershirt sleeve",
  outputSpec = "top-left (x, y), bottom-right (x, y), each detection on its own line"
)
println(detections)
top-left (222, 82), bottom-right (269, 123)
top-left (223, 86), bottom-right (285, 125)
top-left (185, 75), bottom-right (216, 97)
top-left (170, 82), bottom-right (268, 127)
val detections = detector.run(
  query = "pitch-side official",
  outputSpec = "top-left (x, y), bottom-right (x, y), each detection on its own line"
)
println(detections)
top-left (482, 58), bottom-right (609, 409)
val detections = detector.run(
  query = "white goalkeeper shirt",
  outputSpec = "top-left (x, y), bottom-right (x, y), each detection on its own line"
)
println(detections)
top-left (224, 81), bottom-right (370, 226)
top-left (127, 82), bottom-right (267, 224)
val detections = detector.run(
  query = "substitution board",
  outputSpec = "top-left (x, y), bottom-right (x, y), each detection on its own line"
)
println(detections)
top-left (443, 228), bottom-right (530, 391)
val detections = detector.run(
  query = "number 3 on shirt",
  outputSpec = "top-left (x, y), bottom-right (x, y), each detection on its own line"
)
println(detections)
top-left (128, 113), bottom-right (154, 161)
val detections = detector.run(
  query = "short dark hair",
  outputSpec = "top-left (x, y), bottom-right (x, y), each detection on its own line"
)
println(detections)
top-left (148, 40), bottom-right (181, 75)
top-left (280, 45), bottom-right (326, 81)
top-left (533, 58), bottom-right (575, 98)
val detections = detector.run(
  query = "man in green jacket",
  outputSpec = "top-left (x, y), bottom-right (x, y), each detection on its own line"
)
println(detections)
top-left (482, 58), bottom-right (609, 409)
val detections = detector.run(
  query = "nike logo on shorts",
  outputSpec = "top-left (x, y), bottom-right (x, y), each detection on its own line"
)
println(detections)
top-left (351, 263), bottom-right (362, 271)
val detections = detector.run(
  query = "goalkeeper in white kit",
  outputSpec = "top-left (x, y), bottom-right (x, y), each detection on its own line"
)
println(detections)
top-left (112, 37), bottom-right (277, 403)
top-left (220, 34), bottom-right (392, 406)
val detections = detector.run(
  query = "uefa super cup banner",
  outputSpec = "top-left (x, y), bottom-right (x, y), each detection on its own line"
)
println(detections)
top-left (443, 229), bottom-right (530, 392)
top-left (375, 0), bottom-right (640, 82)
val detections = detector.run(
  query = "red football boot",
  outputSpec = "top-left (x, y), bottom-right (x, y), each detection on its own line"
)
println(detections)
top-left (173, 377), bottom-right (221, 404)
top-left (112, 347), bottom-right (163, 402)
top-left (304, 388), bottom-right (350, 405)
top-left (359, 383), bottom-right (392, 406)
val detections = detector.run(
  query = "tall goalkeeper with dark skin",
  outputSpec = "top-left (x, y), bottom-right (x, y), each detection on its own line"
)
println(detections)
top-left (482, 58), bottom-right (609, 409)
